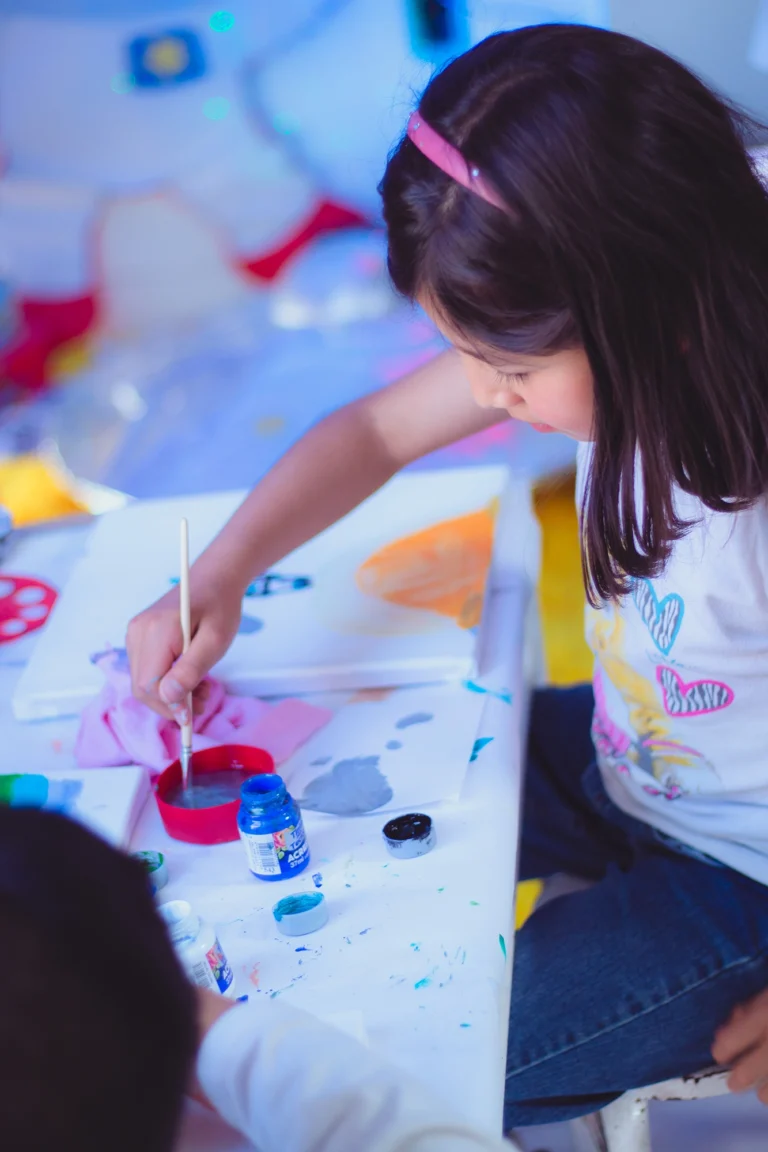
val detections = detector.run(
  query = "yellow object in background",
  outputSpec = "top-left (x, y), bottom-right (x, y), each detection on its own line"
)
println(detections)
top-left (48, 335), bottom-right (93, 380)
top-left (0, 454), bottom-right (88, 526)
top-left (533, 470), bottom-right (592, 687)
top-left (515, 878), bottom-right (544, 929)
top-left (512, 471), bottom-right (591, 938)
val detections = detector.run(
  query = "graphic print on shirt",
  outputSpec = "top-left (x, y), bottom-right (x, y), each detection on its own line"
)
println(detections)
top-left (655, 666), bottom-right (734, 716)
top-left (588, 606), bottom-right (720, 800)
top-left (631, 579), bottom-right (684, 655)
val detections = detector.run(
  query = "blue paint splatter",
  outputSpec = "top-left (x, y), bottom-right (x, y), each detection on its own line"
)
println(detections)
top-left (414, 965), bottom-right (438, 990)
top-left (463, 679), bottom-right (512, 705)
top-left (410, 942), bottom-right (421, 951)
top-left (245, 574), bottom-right (312, 597)
top-left (312, 872), bottom-right (323, 888)
top-left (359, 927), bottom-right (372, 936)
top-left (470, 737), bottom-right (494, 762)
top-left (395, 712), bottom-right (433, 730)
top-left (89, 646), bottom-right (130, 672)
top-left (386, 739), bottom-right (403, 750)
top-left (460, 1022), bottom-right (471, 1028)
top-left (295, 946), bottom-right (309, 953)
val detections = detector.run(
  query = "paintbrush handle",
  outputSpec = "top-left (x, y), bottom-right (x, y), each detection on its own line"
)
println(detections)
top-left (180, 517), bottom-right (192, 653)
top-left (179, 518), bottom-right (193, 751)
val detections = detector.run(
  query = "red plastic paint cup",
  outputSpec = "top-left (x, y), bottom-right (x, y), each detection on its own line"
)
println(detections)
top-left (155, 744), bottom-right (275, 845)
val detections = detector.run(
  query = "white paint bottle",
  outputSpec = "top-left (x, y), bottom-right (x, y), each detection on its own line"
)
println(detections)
top-left (159, 899), bottom-right (237, 999)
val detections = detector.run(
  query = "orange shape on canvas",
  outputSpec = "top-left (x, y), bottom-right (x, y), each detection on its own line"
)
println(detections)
top-left (355, 500), bottom-right (497, 629)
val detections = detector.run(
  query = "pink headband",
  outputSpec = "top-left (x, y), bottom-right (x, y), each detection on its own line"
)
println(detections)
top-left (406, 111), bottom-right (505, 210)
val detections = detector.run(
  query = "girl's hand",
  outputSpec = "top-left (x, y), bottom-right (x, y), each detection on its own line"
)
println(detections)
top-left (126, 573), bottom-right (244, 722)
top-left (712, 987), bottom-right (768, 1103)
top-left (189, 988), bottom-right (238, 1106)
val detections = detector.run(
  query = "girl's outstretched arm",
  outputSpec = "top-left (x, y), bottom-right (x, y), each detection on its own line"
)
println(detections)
top-left (127, 349), bottom-right (508, 719)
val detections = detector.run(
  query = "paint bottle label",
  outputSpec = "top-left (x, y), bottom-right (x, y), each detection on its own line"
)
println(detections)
top-left (206, 936), bottom-right (235, 995)
top-left (188, 935), bottom-right (234, 996)
top-left (239, 822), bottom-right (309, 879)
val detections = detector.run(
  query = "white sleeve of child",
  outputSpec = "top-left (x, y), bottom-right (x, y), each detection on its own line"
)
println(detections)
top-left (196, 999), bottom-right (511, 1152)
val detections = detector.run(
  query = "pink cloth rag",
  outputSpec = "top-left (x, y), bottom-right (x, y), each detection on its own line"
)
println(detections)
top-left (74, 648), bottom-right (332, 774)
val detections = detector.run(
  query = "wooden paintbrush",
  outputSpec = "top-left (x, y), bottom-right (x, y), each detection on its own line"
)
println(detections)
top-left (179, 518), bottom-right (193, 790)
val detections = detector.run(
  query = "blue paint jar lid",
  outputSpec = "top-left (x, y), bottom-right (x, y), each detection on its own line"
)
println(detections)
top-left (382, 813), bottom-right (435, 859)
top-left (272, 891), bottom-right (328, 937)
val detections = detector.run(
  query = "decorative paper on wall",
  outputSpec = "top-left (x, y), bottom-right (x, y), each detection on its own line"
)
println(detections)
top-left (13, 467), bottom-right (508, 720)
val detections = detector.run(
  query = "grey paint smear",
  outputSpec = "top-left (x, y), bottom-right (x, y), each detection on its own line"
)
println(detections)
top-left (310, 756), bottom-right (332, 767)
top-left (395, 712), bottom-right (433, 729)
top-left (386, 740), bottom-right (402, 750)
top-left (300, 756), bottom-right (393, 815)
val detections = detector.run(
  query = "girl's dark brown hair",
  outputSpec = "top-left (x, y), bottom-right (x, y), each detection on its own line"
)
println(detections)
top-left (380, 24), bottom-right (768, 603)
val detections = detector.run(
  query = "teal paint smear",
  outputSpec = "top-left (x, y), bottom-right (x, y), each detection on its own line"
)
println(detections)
top-left (499, 934), bottom-right (507, 960)
top-left (463, 679), bottom-right (513, 705)
top-left (273, 893), bottom-right (323, 921)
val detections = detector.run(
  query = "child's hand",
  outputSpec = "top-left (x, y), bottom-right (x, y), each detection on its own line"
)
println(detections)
top-left (712, 987), bottom-right (768, 1103)
top-left (189, 988), bottom-right (238, 1106)
top-left (126, 574), bottom-right (243, 722)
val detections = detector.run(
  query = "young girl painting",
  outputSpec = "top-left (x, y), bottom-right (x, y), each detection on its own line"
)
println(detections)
top-left (128, 25), bottom-right (768, 1126)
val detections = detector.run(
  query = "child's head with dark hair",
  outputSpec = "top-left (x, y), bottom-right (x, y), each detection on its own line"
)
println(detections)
top-left (381, 24), bottom-right (768, 603)
top-left (0, 808), bottom-right (197, 1152)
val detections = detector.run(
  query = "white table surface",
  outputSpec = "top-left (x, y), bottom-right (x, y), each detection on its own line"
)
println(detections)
top-left (0, 485), bottom-right (541, 1144)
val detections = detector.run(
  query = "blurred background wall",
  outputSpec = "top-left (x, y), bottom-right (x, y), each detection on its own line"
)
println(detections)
top-left (0, 0), bottom-right (766, 689)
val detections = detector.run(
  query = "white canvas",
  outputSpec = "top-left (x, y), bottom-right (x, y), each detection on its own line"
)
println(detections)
top-left (26, 765), bottom-right (150, 847)
top-left (280, 684), bottom-right (486, 815)
top-left (13, 467), bottom-right (509, 720)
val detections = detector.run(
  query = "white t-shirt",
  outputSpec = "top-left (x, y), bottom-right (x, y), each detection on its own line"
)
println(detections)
top-left (183, 998), bottom-right (516, 1152)
top-left (578, 445), bottom-right (768, 885)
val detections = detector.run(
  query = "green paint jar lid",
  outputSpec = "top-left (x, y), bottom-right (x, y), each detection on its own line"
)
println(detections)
top-left (134, 850), bottom-right (168, 894)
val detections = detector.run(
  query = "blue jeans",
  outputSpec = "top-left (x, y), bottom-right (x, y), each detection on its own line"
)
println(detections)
top-left (504, 685), bottom-right (768, 1127)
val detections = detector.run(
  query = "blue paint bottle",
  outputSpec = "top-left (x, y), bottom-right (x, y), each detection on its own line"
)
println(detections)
top-left (237, 774), bottom-right (310, 881)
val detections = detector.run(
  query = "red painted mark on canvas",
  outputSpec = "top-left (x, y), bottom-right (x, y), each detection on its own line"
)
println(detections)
top-left (0, 575), bottom-right (57, 644)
